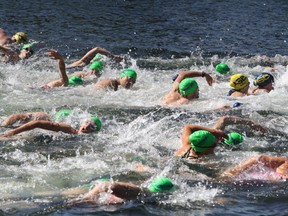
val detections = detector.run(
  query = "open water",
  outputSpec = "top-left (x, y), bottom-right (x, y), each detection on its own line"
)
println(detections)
top-left (0, 0), bottom-right (288, 215)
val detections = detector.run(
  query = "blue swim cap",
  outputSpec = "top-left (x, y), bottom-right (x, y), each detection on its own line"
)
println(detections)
top-left (232, 102), bottom-right (242, 108)
top-left (253, 73), bottom-right (274, 87)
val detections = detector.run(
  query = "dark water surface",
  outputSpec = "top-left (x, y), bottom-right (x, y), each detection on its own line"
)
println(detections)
top-left (1, 0), bottom-right (288, 215)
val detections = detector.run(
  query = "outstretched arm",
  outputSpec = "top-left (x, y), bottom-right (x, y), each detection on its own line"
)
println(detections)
top-left (69, 47), bottom-right (123, 68)
top-left (175, 124), bottom-right (227, 156)
top-left (3, 120), bottom-right (78, 136)
top-left (48, 49), bottom-right (68, 86)
top-left (1, 112), bottom-right (50, 126)
top-left (175, 71), bottom-right (214, 86)
top-left (213, 116), bottom-right (268, 133)
top-left (221, 155), bottom-right (288, 177)
top-left (0, 45), bottom-right (15, 55)
top-left (69, 181), bottom-right (141, 205)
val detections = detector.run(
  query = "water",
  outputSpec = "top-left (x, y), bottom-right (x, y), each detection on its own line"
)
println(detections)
top-left (1, 0), bottom-right (288, 215)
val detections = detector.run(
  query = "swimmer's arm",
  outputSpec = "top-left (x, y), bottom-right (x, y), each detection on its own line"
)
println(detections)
top-left (68, 71), bottom-right (89, 78)
top-left (3, 120), bottom-right (77, 136)
top-left (48, 49), bottom-right (68, 86)
top-left (213, 116), bottom-right (268, 133)
top-left (221, 155), bottom-right (260, 177)
top-left (1, 112), bottom-right (50, 126)
top-left (75, 182), bottom-right (140, 204)
top-left (85, 47), bottom-right (123, 63)
top-left (176, 71), bottom-right (213, 86)
top-left (221, 155), bottom-right (288, 177)
top-left (1, 113), bottom-right (31, 126)
top-left (95, 79), bottom-right (117, 91)
top-left (110, 182), bottom-right (142, 200)
top-left (0, 45), bottom-right (15, 55)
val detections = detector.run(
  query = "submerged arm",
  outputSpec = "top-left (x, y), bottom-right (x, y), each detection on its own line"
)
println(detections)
top-left (3, 120), bottom-right (77, 136)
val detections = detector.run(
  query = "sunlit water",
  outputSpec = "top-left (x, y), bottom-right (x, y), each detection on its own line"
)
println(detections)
top-left (1, 0), bottom-right (288, 215)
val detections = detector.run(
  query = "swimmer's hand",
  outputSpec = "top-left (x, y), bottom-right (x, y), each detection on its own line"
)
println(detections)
top-left (204, 73), bottom-right (214, 86)
top-left (48, 49), bottom-right (63, 60)
top-left (3, 130), bottom-right (14, 137)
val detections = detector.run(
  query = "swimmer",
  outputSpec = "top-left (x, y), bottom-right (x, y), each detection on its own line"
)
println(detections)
top-left (221, 155), bottom-right (288, 181)
top-left (227, 74), bottom-right (251, 97)
top-left (67, 46), bottom-right (123, 68)
top-left (95, 68), bottom-right (137, 90)
top-left (1, 110), bottom-right (101, 136)
top-left (68, 177), bottom-right (174, 205)
top-left (0, 43), bottom-right (34, 63)
top-left (252, 72), bottom-right (274, 94)
top-left (41, 50), bottom-right (104, 88)
top-left (175, 116), bottom-right (267, 158)
top-left (163, 71), bottom-right (214, 105)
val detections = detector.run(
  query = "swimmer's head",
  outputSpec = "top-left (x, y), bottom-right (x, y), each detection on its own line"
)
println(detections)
top-left (119, 69), bottom-right (137, 89)
top-left (189, 130), bottom-right (216, 153)
top-left (216, 63), bottom-right (230, 75)
top-left (68, 76), bottom-right (83, 86)
top-left (20, 43), bottom-right (34, 59)
top-left (54, 108), bottom-right (71, 121)
top-left (253, 73), bottom-right (274, 87)
top-left (89, 61), bottom-right (103, 72)
top-left (230, 74), bottom-right (249, 90)
top-left (224, 132), bottom-right (243, 146)
top-left (179, 78), bottom-right (199, 97)
top-left (120, 69), bottom-right (137, 80)
top-left (78, 116), bottom-right (102, 133)
top-left (13, 32), bottom-right (28, 43)
top-left (89, 116), bottom-right (102, 132)
top-left (148, 177), bottom-right (174, 192)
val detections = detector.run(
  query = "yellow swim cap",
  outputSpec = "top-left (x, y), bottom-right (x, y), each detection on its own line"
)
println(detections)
top-left (230, 74), bottom-right (249, 90)
top-left (13, 32), bottom-right (28, 43)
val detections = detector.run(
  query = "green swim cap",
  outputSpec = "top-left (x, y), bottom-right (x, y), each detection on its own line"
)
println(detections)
top-left (90, 116), bottom-right (102, 131)
top-left (224, 132), bottom-right (243, 146)
top-left (54, 109), bottom-right (71, 121)
top-left (89, 61), bottom-right (103, 71)
top-left (189, 130), bottom-right (216, 153)
top-left (148, 177), bottom-right (174, 192)
top-left (68, 76), bottom-right (83, 86)
top-left (179, 78), bottom-right (199, 97)
top-left (21, 43), bottom-right (33, 51)
top-left (215, 63), bottom-right (230, 75)
top-left (92, 53), bottom-right (105, 61)
top-left (120, 69), bottom-right (137, 80)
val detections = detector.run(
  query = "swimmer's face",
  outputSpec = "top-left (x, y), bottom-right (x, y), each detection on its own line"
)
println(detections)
top-left (78, 119), bottom-right (97, 133)
top-left (120, 76), bottom-right (136, 89)
top-left (186, 88), bottom-right (199, 100)
top-left (263, 83), bottom-right (274, 92)
top-left (19, 47), bottom-right (34, 59)
top-left (242, 82), bottom-right (250, 92)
